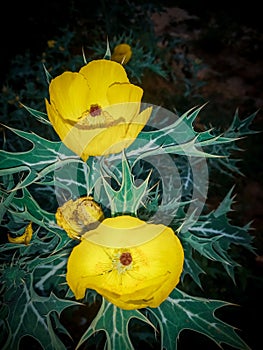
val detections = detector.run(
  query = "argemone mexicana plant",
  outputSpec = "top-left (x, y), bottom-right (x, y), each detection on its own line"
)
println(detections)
top-left (0, 44), bottom-right (257, 350)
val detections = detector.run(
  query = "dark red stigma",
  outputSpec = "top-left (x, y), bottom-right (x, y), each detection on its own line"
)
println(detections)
top-left (89, 104), bottom-right (102, 117)
top-left (120, 252), bottom-right (132, 266)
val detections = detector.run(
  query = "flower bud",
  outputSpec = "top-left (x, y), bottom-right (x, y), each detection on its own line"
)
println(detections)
top-left (56, 196), bottom-right (104, 239)
top-left (111, 43), bottom-right (132, 65)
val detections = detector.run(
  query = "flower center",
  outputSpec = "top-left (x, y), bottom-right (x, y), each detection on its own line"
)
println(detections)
top-left (89, 104), bottom-right (102, 117)
top-left (120, 252), bottom-right (132, 266)
top-left (77, 107), bottom-right (125, 130)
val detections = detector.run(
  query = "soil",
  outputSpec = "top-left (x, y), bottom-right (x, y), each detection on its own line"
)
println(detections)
top-left (153, 7), bottom-right (263, 217)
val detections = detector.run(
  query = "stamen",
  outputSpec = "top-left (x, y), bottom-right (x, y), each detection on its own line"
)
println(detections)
top-left (89, 104), bottom-right (102, 117)
top-left (120, 252), bottom-right (132, 266)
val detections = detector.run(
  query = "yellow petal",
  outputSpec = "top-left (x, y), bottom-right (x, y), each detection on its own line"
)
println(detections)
top-left (79, 59), bottom-right (129, 86)
top-left (107, 83), bottom-right (143, 104)
top-left (79, 59), bottom-right (129, 105)
top-left (56, 123), bottom-right (107, 160)
top-left (46, 104), bottom-right (151, 160)
top-left (84, 214), bottom-right (166, 247)
top-left (106, 83), bottom-right (143, 122)
top-left (81, 124), bottom-right (130, 157)
top-left (7, 222), bottom-right (33, 245)
top-left (46, 98), bottom-right (102, 160)
top-left (45, 99), bottom-right (71, 141)
top-left (78, 106), bottom-right (152, 158)
top-left (48, 72), bottom-right (91, 123)
top-left (46, 99), bottom-right (91, 160)
top-left (125, 106), bottom-right (152, 138)
top-left (66, 216), bottom-right (184, 309)
top-left (67, 240), bottom-right (112, 299)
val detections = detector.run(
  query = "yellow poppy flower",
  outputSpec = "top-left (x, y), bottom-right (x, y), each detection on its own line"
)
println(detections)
top-left (7, 222), bottom-right (33, 245)
top-left (45, 59), bottom-right (151, 161)
top-left (111, 43), bottom-right (132, 64)
top-left (66, 215), bottom-right (184, 310)
top-left (55, 196), bottom-right (104, 239)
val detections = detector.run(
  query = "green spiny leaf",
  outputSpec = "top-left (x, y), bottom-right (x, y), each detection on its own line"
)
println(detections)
top-left (0, 181), bottom-right (16, 223)
top-left (179, 188), bottom-right (255, 285)
top-left (180, 241), bottom-right (205, 288)
top-left (76, 298), bottom-right (155, 350)
top-left (0, 186), bottom-right (75, 255)
top-left (150, 288), bottom-right (250, 350)
top-left (0, 125), bottom-right (81, 190)
top-left (20, 104), bottom-right (52, 126)
top-left (42, 63), bottom-right (53, 84)
top-left (101, 152), bottom-right (150, 215)
top-left (208, 109), bottom-right (259, 175)
top-left (226, 109), bottom-right (259, 137)
top-left (120, 105), bottom-right (240, 160)
top-left (6, 187), bottom-right (55, 227)
top-left (1, 262), bottom-right (79, 350)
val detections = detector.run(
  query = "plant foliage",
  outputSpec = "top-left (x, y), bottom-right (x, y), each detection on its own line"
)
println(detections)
top-left (0, 22), bottom-right (258, 350)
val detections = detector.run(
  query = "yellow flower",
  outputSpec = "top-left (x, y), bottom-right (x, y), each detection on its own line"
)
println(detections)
top-left (66, 215), bottom-right (184, 310)
top-left (111, 43), bottom-right (132, 64)
top-left (7, 222), bottom-right (33, 245)
top-left (47, 40), bottom-right (56, 48)
top-left (56, 196), bottom-right (104, 239)
top-left (45, 59), bottom-right (151, 161)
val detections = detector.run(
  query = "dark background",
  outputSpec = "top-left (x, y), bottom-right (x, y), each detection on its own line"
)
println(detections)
top-left (0, 0), bottom-right (262, 84)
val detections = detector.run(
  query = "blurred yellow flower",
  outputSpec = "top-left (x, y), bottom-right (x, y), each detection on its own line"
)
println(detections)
top-left (66, 215), bottom-right (184, 310)
top-left (111, 43), bottom-right (132, 64)
top-left (45, 59), bottom-right (151, 161)
top-left (56, 196), bottom-right (104, 239)
top-left (7, 222), bottom-right (33, 245)
top-left (47, 40), bottom-right (56, 48)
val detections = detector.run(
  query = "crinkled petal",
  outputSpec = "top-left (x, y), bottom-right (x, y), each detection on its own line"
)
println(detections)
top-left (79, 59), bottom-right (129, 106)
top-left (79, 106), bottom-right (152, 157)
top-left (48, 72), bottom-right (91, 123)
top-left (7, 222), bottom-right (33, 245)
top-left (67, 240), bottom-right (112, 299)
top-left (55, 197), bottom-right (104, 239)
top-left (57, 123), bottom-right (107, 160)
top-left (106, 83), bottom-right (143, 121)
top-left (45, 99), bottom-right (71, 141)
top-left (126, 105), bottom-right (152, 137)
top-left (66, 216), bottom-right (184, 309)
top-left (46, 59), bottom-right (150, 159)
top-left (46, 103), bottom-right (151, 161)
